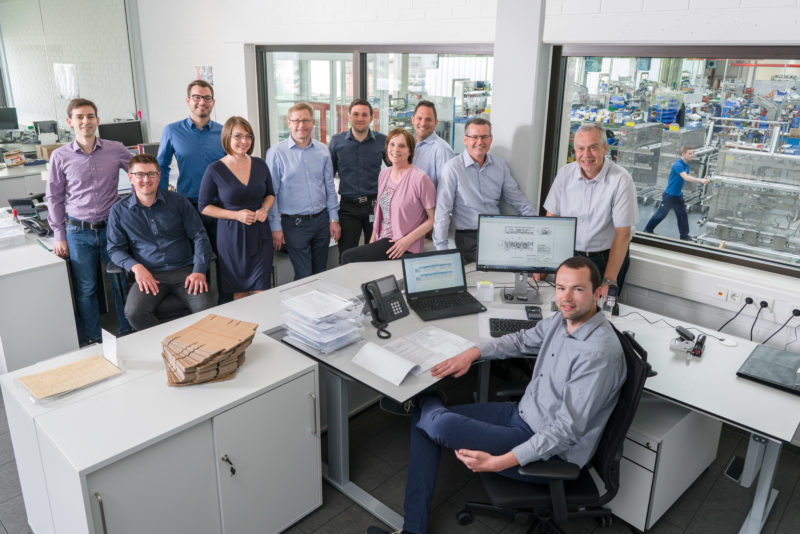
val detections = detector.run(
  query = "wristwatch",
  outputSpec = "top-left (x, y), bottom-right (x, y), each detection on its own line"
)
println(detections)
top-left (602, 278), bottom-right (617, 286)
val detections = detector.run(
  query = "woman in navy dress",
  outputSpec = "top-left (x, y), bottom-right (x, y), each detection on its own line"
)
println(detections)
top-left (199, 116), bottom-right (275, 300)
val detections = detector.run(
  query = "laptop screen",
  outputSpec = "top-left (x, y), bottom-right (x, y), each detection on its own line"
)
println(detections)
top-left (402, 250), bottom-right (466, 296)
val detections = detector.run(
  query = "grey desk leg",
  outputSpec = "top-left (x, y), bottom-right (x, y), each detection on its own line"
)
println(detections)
top-left (738, 437), bottom-right (780, 534)
top-left (478, 361), bottom-right (490, 403)
top-left (321, 368), bottom-right (404, 530)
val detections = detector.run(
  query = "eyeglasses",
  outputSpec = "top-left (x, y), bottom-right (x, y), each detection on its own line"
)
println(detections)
top-left (465, 134), bottom-right (492, 141)
top-left (189, 94), bottom-right (214, 103)
top-left (232, 134), bottom-right (254, 141)
top-left (288, 119), bottom-right (313, 125)
top-left (130, 171), bottom-right (160, 179)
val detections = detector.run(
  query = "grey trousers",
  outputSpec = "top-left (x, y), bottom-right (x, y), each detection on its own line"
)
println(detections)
top-left (125, 265), bottom-right (214, 331)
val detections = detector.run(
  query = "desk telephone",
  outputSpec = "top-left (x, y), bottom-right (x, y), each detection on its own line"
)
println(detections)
top-left (361, 275), bottom-right (409, 339)
top-left (20, 217), bottom-right (52, 237)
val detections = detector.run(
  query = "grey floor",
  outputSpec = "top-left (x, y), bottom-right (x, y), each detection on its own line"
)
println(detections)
top-left (2, 373), bottom-right (800, 534)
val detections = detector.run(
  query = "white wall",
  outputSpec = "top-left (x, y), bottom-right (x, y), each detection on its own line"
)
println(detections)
top-left (544, 0), bottom-right (800, 44)
top-left (134, 0), bottom-right (498, 147)
top-left (0, 0), bottom-right (136, 128)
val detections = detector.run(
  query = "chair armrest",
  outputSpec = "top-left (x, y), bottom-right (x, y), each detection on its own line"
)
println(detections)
top-left (106, 261), bottom-right (124, 275)
top-left (518, 458), bottom-right (581, 480)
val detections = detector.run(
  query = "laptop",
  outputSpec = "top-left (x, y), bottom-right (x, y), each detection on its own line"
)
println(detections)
top-left (401, 249), bottom-right (486, 321)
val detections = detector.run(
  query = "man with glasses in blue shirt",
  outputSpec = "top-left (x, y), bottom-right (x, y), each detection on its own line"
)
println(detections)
top-left (267, 103), bottom-right (341, 280)
top-left (329, 98), bottom-right (389, 261)
top-left (433, 118), bottom-right (534, 262)
top-left (157, 80), bottom-right (226, 299)
top-left (107, 154), bottom-right (213, 331)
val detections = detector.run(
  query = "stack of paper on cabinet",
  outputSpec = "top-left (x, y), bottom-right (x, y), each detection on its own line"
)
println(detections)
top-left (161, 314), bottom-right (258, 386)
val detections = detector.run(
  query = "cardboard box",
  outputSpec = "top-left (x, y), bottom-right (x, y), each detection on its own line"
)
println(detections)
top-left (36, 143), bottom-right (65, 161)
top-left (3, 150), bottom-right (24, 167)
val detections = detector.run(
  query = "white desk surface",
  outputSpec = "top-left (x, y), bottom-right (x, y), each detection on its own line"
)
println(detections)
top-left (0, 165), bottom-right (45, 180)
top-left (0, 240), bottom-right (61, 277)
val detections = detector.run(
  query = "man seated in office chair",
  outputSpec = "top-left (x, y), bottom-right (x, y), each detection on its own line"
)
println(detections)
top-left (367, 256), bottom-right (626, 534)
top-left (107, 154), bottom-right (214, 332)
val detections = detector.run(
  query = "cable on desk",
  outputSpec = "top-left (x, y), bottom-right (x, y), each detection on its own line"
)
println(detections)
top-left (749, 301), bottom-right (769, 342)
top-left (718, 298), bottom-right (753, 332)
top-left (785, 323), bottom-right (800, 351)
top-left (763, 309), bottom-right (800, 345)
top-left (618, 310), bottom-right (727, 341)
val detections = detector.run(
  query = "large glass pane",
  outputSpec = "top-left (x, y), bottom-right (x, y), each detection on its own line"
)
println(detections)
top-left (263, 52), bottom-right (353, 146)
top-left (366, 53), bottom-right (493, 152)
top-left (555, 55), bottom-right (800, 267)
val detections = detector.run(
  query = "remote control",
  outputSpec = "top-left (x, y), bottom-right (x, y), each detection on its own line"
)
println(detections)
top-left (525, 305), bottom-right (542, 321)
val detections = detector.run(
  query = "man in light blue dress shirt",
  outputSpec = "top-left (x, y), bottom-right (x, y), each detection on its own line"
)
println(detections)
top-left (411, 100), bottom-right (455, 188)
top-left (267, 103), bottom-right (341, 280)
top-left (433, 118), bottom-right (535, 262)
top-left (367, 256), bottom-right (626, 534)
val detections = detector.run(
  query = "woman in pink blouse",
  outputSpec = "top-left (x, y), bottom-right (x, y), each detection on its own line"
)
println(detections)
top-left (341, 128), bottom-right (436, 264)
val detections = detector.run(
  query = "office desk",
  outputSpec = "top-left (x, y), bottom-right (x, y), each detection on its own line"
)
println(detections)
top-left (611, 306), bottom-right (800, 534)
top-left (0, 239), bottom-right (78, 373)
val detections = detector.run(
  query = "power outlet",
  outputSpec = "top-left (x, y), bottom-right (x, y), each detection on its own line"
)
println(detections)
top-left (729, 291), bottom-right (742, 305)
top-left (747, 296), bottom-right (773, 312)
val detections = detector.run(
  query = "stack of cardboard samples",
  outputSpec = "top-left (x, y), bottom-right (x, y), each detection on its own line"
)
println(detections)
top-left (161, 314), bottom-right (258, 386)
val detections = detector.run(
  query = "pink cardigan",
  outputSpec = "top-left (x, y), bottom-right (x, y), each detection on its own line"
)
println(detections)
top-left (372, 165), bottom-right (436, 254)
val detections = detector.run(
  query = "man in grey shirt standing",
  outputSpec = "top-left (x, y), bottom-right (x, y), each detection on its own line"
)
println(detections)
top-left (433, 117), bottom-right (534, 262)
top-left (367, 256), bottom-right (626, 534)
top-left (542, 123), bottom-right (637, 300)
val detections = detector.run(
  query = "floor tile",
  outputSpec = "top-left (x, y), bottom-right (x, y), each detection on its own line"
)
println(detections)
top-left (430, 500), bottom-right (506, 534)
top-left (350, 445), bottom-right (399, 493)
top-left (0, 463), bottom-right (21, 506)
top-left (713, 425), bottom-right (744, 468)
top-left (0, 435), bottom-right (13, 468)
top-left (684, 475), bottom-right (754, 534)
top-left (0, 494), bottom-right (27, 534)
top-left (348, 406), bottom-right (398, 449)
top-left (0, 407), bottom-right (7, 437)
top-left (655, 462), bottom-right (722, 530)
top-left (311, 503), bottom-right (391, 534)
top-left (775, 494), bottom-right (800, 534)
top-left (362, 419), bottom-right (410, 471)
top-left (292, 482), bottom-right (354, 533)
top-left (369, 468), bottom-right (407, 516)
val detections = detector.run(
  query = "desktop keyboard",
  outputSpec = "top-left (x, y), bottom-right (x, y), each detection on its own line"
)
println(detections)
top-left (412, 292), bottom-right (480, 311)
top-left (489, 318), bottom-right (539, 337)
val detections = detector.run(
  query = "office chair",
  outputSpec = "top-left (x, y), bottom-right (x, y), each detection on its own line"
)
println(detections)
top-left (106, 254), bottom-right (217, 327)
top-left (457, 326), bottom-right (651, 534)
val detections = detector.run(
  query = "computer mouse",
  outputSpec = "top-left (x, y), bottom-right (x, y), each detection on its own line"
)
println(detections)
top-left (503, 292), bottom-right (513, 301)
top-left (718, 338), bottom-right (737, 347)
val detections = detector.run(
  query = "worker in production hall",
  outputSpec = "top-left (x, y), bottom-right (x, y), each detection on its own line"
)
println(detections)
top-left (644, 146), bottom-right (709, 241)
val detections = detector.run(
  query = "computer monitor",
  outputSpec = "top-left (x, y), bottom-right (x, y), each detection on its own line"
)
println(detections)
top-left (0, 108), bottom-right (19, 130)
top-left (34, 120), bottom-right (58, 136)
top-left (98, 120), bottom-right (144, 147)
top-left (476, 215), bottom-right (577, 303)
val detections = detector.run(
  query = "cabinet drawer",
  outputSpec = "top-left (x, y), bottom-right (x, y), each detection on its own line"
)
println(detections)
top-left (622, 437), bottom-right (657, 472)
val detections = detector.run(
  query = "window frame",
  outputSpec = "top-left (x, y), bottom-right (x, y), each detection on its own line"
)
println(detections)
top-left (541, 45), bottom-right (800, 278)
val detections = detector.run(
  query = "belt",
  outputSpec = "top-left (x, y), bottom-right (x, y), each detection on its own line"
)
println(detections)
top-left (455, 229), bottom-right (478, 234)
top-left (575, 249), bottom-right (610, 257)
top-left (341, 196), bottom-right (376, 205)
top-left (67, 216), bottom-right (106, 230)
top-left (281, 208), bottom-right (327, 221)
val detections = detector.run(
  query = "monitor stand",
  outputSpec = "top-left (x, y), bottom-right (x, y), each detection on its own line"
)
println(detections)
top-left (502, 272), bottom-right (542, 304)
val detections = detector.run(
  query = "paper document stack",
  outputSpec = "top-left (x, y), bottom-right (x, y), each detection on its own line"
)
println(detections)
top-left (161, 314), bottom-right (258, 386)
top-left (281, 281), bottom-right (363, 354)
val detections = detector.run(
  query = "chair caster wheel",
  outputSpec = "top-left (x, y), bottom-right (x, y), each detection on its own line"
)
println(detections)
top-left (456, 509), bottom-right (473, 525)
top-left (598, 515), bottom-right (613, 528)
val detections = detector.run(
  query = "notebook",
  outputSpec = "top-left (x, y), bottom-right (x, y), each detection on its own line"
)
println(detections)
top-left (401, 249), bottom-right (486, 321)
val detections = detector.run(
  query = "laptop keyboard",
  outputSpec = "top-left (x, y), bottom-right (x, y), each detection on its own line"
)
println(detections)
top-left (489, 318), bottom-right (539, 337)
top-left (412, 292), bottom-right (478, 311)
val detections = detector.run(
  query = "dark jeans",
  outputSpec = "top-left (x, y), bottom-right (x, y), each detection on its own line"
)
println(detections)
top-left (66, 224), bottom-right (131, 343)
top-left (403, 397), bottom-right (541, 534)
top-left (338, 198), bottom-right (376, 261)
top-left (340, 237), bottom-right (396, 264)
top-left (282, 212), bottom-right (330, 280)
top-left (644, 192), bottom-right (690, 240)
top-left (125, 265), bottom-right (214, 331)
top-left (455, 229), bottom-right (478, 264)
top-left (578, 248), bottom-right (631, 293)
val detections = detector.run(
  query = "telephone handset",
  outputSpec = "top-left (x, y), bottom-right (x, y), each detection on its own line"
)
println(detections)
top-left (361, 275), bottom-right (409, 339)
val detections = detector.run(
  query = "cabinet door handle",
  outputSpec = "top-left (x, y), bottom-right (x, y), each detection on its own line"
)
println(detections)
top-left (309, 392), bottom-right (318, 435)
top-left (94, 492), bottom-right (108, 534)
top-left (221, 454), bottom-right (236, 476)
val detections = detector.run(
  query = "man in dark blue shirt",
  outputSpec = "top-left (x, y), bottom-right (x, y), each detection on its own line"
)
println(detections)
top-left (329, 98), bottom-right (388, 260)
top-left (644, 146), bottom-right (709, 240)
top-left (108, 154), bottom-right (214, 331)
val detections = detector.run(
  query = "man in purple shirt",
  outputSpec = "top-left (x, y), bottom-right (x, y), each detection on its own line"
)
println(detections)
top-left (46, 98), bottom-right (132, 345)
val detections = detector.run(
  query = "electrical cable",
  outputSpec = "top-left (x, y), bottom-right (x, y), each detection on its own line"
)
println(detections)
top-left (763, 309), bottom-right (800, 345)
top-left (718, 297), bottom-right (754, 332)
top-left (749, 301), bottom-right (769, 342)
top-left (619, 310), bottom-right (727, 341)
top-left (785, 323), bottom-right (800, 351)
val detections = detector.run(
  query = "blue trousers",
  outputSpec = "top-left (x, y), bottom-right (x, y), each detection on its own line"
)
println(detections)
top-left (644, 192), bottom-right (690, 240)
top-left (66, 224), bottom-right (131, 343)
top-left (404, 398), bottom-right (539, 534)
top-left (281, 213), bottom-right (330, 280)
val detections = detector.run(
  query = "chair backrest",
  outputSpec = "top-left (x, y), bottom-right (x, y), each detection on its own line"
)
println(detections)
top-left (589, 324), bottom-right (651, 504)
